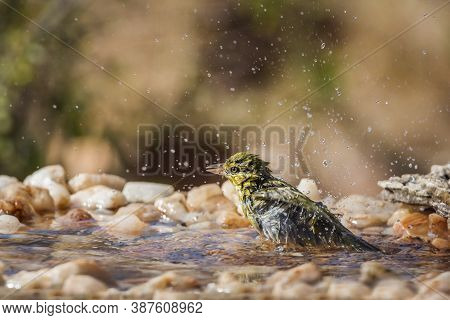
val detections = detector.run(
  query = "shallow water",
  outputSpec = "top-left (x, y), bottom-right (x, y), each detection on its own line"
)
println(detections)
top-left (1, 218), bottom-right (448, 295)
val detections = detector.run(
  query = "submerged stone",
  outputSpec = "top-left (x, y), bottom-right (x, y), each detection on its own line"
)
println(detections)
top-left (69, 173), bottom-right (126, 192)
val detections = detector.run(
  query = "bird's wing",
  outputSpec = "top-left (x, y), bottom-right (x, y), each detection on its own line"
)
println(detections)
top-left (249, 183), bottom-right (378, 250)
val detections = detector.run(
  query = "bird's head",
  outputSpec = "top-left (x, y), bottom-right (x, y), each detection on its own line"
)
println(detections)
top-left (206, 152), bottom-right (271, 187)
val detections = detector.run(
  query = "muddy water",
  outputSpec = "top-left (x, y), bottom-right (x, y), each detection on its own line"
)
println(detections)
top-left (0, 218), bottom-right (448, 293)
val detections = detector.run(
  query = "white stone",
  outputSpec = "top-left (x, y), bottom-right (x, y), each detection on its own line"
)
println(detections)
top-left (69, 173), bottom-right (126, 192)
top-left (297, 178), bottom-right (321, 201)
top-left (123, 182), bottom-right (174, 203)
top-left (62, 275), bottom-right (107, 296)
top-left (221, 180), bottom-right (239, 206)
top-left (0, 175), bottom-right (18, 189)
top-left (186, 184), bottom-right (222, 210)
top-left (327, 280), bottom-right (371, 299)
top-left (24, 165), bottom-right (70, 208)
top-left (0, 215), bottom-right (22, 234)
top-left (103, 214), bottom-right (147, 236)
top-left (154, 192), bottom-right (188, 221)
top-left (115, 203), bottom-right (161, 222)
top-left (70, 185), bottom-right (127, 210)
top-left (0, 183), bottom-right (54, 212)
top-left (370, 279), bottom-right (415, 299)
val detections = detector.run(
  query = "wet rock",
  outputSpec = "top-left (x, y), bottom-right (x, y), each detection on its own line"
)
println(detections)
top-left (297, 178), bottom-right (321, 201)
top-left (428, 213), bottom-right (448, 239)
top-left (211, 272), bottom-right (259, 294)
top-left (24, 165), bottom-right (70, 208)
top-left (6, 259), bottom-right (112, 290)
top-left (52, 208), bottom-right (94, 228)
top-left (103, 214), bottom-right (147, 236)
top-left (198, 195), bottom-right (236, 214)
top-left (62, 275), bottom-right (108, 297)
top-left (69, 173), bottom-right (126, 192)
top-left (378, 163), bottom-right (449, 217)
top-left (431, 238), bottom-right (449, 250)
top-left (188, 221), bottom-right (219, 230)
top-left (0, 215), bottom-right (22, 234)
top-left (0, 175), bottom-right (18, 189)
top-left (125, 271), bottom-right (198, 299)
top-left (387, 208), bottom-right (411, 226)
top-left (370, 279), bottom-right (415, 299)
top-left (222, 180), bottom-right (239, 206)
top-left (267, 263), bottom-right (322, 287)
top-left (215, 210), bottom-right (250, 228)
top-left (413, 272), bottom-right (449, 299)
top-left (0, 183), bottom-right (54, 212)
top-left (154, 192), bottom-right (188, 222)
top-left (115, 203), bottom-right (162, 223)
top-left (336, 195), bottom-right (398, 229)
top-left (0, 199), bottom-right (36, 222)
top-left (70, 185), bottom-right (127, 210)
top-left (186, 184), bottom-right (222, 211)
top-left (123, 182), bottom-right (174, 203)
top-left (326, 280), bottom-right (371, 299)
top-left (393, 212), bottom-right (428, 240)
top-left (359, 261), bottom-right (397, 285)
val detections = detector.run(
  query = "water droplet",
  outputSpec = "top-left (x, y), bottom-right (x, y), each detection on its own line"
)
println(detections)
top-left (367, 126), bottom-right (373, 133)
top-left (320, 42), bottom-right (326, 49)
top-left (322, 160), bottom-right (329, 167)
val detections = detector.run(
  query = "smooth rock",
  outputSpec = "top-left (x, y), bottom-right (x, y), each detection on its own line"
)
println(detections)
top-left (125, 272), bottom-right (198, 299)
top-left (24, 165), bottom-right (70, 208)
top-left (186, 184), bottom-right (222, 211)
top-left (387, 208), bottom-right (411, 226)
top-left (188, 221), bottom-right (219, 230)
top-left (393, 212), bottom-right (429, 240)
top-left (104, 214), bottom-right (147, 236)
top-left (69, 173), bottom-right (126, 192)
top-left (0, 215), bottom-right (22, 234)
top-left (431, 238), bottom-right (449, 250)
top-left (267, 263), bottom-right (322, 286)
top-left (297, 178), bottom-right (321, 201)
top-left (122, 182), bottom-right (174, 203)
top-left (0, 260), bottom-right (5, 286)
top-left (0, 176), bottom-right (18, 189)
top-left (221, 180), bottom-right (239, 207)
top-left (0, 183), bottom-right (54, 212)
top-left (370, 279), bottom-right (415, 299)
top-left (359, 261), bottom-right (396, 285)
top-left (0, 199), bottom-right (36, 222)
top-left (70, 186), bottom-right (127, 210)
top-left (52, 208), bottom-right (94, 228)
top-left (327, 280), bottom-right (371, 299)
top-left (213, 272), bottom-right (258, 294)
top-left (428, 213), bottom-right (448, 239)
top-left (413, 272), bottom-right (449, 299)
top-left (6, 259), bottom-right (111, 290)
top-left (62, 275), bottom-right (108, 297)
top-left (336, 195), bottom-right (399, 229)
top-left (154, 192), bottom-right (188, 222)
top-left (195, 195), bottom-right (236, 214)
top-left (215, 210), bottom-right (250, 228)
top-left (115, 203), bottom-right (162, 223)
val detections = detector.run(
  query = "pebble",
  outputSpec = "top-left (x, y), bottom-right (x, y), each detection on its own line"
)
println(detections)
top-left (387, 208), bottom-right (411, 226)
top-left (194, 195), bottom-right (236, 214)
top-left (0, 260), bottom-right (4, 286)
top-left (154, 192), bottom-right (189, 222)
top-left (122, 182), bottom-right (174, 203)
top-left (70, 185), bottom-right (127, 210)
top-left (24, 165), bottom-right (70, 208)
top-left (62, 274), bottom-right (108, 297)
top-left (103, 214), bottom-right (147, 236)
top-left (413, 272), bottom-right (449, 299)
top-left (428, 213), bottom-right (448, 239)
top-left (188, 221), bottom-right (219, 230)
top-left (212, 272), bottom-right (258, 294)
top-left (6, 259), bottom-right (111, 290)
top-left (52, 208), bottom-right (94, 228)
top-left (370, 279), bottom-right (415, 299)
top-left (115, 203), bottom-right (162, 223)
top-left (297, 178), bottom-right (321, 201)
top-left (221, 180), bottom-right (239, 207)
top-left (0, 175), bottom-right (18, 189)
top-left (393, 212), bottom-right (430, 241)
top-left (359, 261), bottom-right (396, 285)
top-left (186, 184), bottom-right (222, 211)
top-left (0, 183), bottom-right (54, 212)
top-left (431, 238), bottom-right (449, 250)
top-left (125, 271), bottom-right (198, 299)
top-left (326, 280), bottom-right (371, 299)
top-left (215, 210), bottom-right (250, 228)
top-left (69, 173), bottom-right (126, 192)
top-left (267, 262), bottom-right (322, 286)
top-left (0, 199), bottom-right (37, 222)
top-left (0, 215), bottom-right (22, 234)
top-left (336, 195), bottom-right (398, 229)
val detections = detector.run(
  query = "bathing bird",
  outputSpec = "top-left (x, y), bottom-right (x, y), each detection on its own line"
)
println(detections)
top-left (207, 152), bottom-right (379, 251)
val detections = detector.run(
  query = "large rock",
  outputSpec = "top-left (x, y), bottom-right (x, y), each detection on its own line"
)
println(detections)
top-left (0, 199), bottom-right (36, 222)
top-left (70, 186), bottom-right (127, 210)
top-left (186, 184), bottom-right (222, 211)
top-left (24, 165), bottom-right (70, 208)
top-left (122, 182), bottom-right (174, 203)
top-left (69, 173), bottom-right (126, 192)
top-left (0, 183), bottom-right (54, 212)
top-left (378, 163), bottom-right (450, 217)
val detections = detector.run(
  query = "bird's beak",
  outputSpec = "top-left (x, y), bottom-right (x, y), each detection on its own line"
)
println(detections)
top-left (206, 163), bottom-right (225, 175)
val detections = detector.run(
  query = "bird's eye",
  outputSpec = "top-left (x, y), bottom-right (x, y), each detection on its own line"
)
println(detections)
top-left (230, 166), bottom-right (239, 174)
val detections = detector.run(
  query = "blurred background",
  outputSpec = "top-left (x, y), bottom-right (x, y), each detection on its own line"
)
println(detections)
top-left (0, 0), bottom-right (449, 198)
